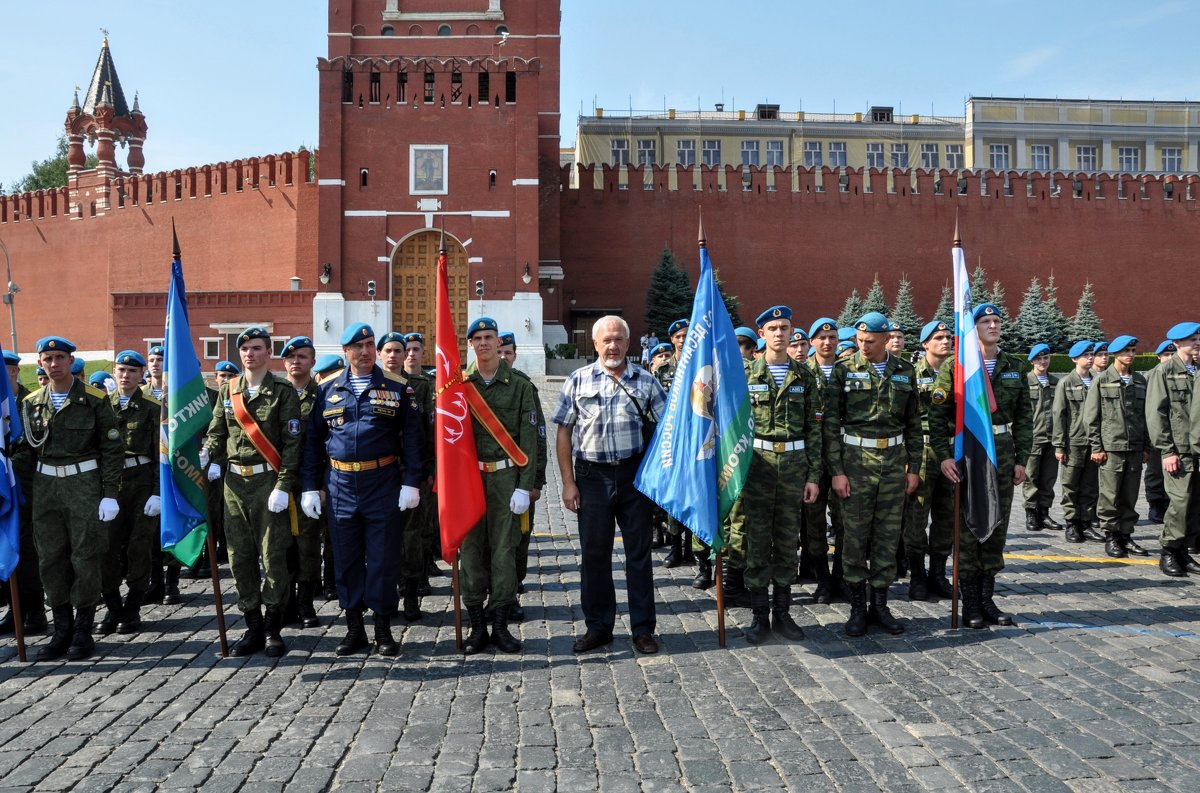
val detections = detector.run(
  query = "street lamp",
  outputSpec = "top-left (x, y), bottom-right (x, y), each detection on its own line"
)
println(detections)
top-left (0, 238), bottom-right (17, 353)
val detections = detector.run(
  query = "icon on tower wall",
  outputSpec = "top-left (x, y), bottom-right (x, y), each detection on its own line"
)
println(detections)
top-left (410, 145), bottom-right (448, 195)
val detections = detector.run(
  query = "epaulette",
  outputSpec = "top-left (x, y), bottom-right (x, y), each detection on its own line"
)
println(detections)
top-left (316, 368), bottom-right (344, 384)
top-left (512, 367), bottom-right (531, 382)
top-left (85, 384), bottom-right (107, 399)
top-left (142, 392), bottom-right (161, 407)
top-left (382, 369), bottom-right (408, 384)
top-left (25, 387), bottom-right (44, 402)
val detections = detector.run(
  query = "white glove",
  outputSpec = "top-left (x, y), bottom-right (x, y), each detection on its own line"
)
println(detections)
top-left (98, 497), bottom-right (120, 522)
top-left (510, 488), bottom-right (530, 516)
top-left (207, 463), bottom-right (222, 481)
top-left (398, 485), bottom-right (420, 511)
top-left (267, 489), bottom-right (289, 513)
top-left (144, 495), bottom-right (161, 517)
top-left (301, 491), bottom-right (322, 520)
top-left (198, 448), bottom-right (210, 469)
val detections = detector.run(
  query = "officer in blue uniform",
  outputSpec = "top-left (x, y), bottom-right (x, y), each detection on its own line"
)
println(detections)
top-left (300, 323), bottom-right (425, 657)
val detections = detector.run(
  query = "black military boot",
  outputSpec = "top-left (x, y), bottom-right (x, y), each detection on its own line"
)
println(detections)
top-left (1064, 521), bottom-right (1086, 543)
top-left (322, 561), bottom-right (338, 601)
top-left (743, 588), bottom-right (771, 645)
top-left (692, 556), bottom-right (713, 590)
top-left (682, 531), bottom-right (696, 564)
top-left (907, 556), bottom-right (929, 602)
top-left (1160, 548), bottom-right (1186, 577)
top-left (1148, 500), bottom-right (1168, 524)
top-left (296, 581), bottom-right (320, 628)
top-left (1121, 534), bottom-right (1150, 557)
top-left (402, 578), bottom-right (422, 622)
top-left (463, 604), bottom-right (489, 654)
top-left (1038, 507), bottom-right (1063, 530)
top-left (1025, 509), bottom-right (1041, 532)
top-left (509, 595), bottom-right (525, 623)
top-left (116, 589), bottom-right (144, 635)
top-left (373, 612), bottom-right (399, 656)
top-left (162, 566), bottom-right (182, 605)
top-left (811, 553), bottom-right (834, 605)
top-left (1104, 532), bottom-right (1127, 559)
top-left (231, 607), bottom-right (266, 657)
top-left (959, 576), bottom-right (985, 629)
top-left (263, 608), bottom-right (286, 658)
top-left (927, 555), bottom-right (954, 599)
top-left (868, 587), bottom-right (905, 635)
top-left (23, 606), bottom-right (48, 634)
top-left (0, 609), bottom-right (13, 635)
top-left (335, 609), bottom-right (369, 656)
top-left (144, 563), bottom-right (165, 604)
top-left (1082, 521), bottom-right (1105, 543)
top-left (844, 582), bottom-right (868, 637)
top-left (1177, 548), bottom-right (1200, 574)
top-left (663, 532), bottom-right (683, 568)
top-left (979, 574), bottom-right (1015, 626)
top-left (37, 606), bottom-right (75, 662)
top-left (491, 605), bottom-right (521, 654)
top-left (280, 583), bottom-right (301, 628)
top-left (770, 585), bottom-right (805, 641)
top-left (66, 606), bottom-right (96, 661)
top-left (95, 591), bottom-right (123, 636)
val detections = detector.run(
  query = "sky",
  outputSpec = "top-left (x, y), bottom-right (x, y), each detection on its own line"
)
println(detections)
top-left (1, 0), bottom-right (1198, 189)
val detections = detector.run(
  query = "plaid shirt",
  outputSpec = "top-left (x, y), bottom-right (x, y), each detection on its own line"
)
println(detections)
top-left (552, 361), bottom-right (667, 464)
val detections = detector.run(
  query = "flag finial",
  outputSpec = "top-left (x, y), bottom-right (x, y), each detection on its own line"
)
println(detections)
top-left (698, 207), bottom-right (706, 249)
top-left (953, 212), bottom-right (962, 249)
top-left (172, 218), bottom-right (181, 259)
top-left (439, 218), bottom-right (447, 256)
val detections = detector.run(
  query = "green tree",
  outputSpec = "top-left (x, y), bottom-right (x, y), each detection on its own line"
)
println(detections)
top-left (1014, 278), bottom-right (1058, 354)
top-left (837, 289), bottom-right (864, 328)
top-left (11, 135), bottom-right (98, 193)
top-left (298, 143), bottom-right (317, 182)
top-left (890, 276), bottom-right (924, 352)
top-left (644, 248), bottom-right (692, 338)
top-left (712, 267), bottom-right (743, 327)
top-left (1043, 273), bottom-right (1071, 353)
top-left (970, 264), bottom-right (990, 305)
top-left (862, 275), bottom-right (889, 316)
top-left (1069, 281), bottom-right (1106, 344)
top-left (989, 279), bottom-right (1020, 350)
top-left (932, 284), bottom-right (954, 327)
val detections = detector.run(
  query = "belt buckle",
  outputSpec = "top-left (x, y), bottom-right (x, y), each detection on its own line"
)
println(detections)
top-left (352, 461), bottom-right (362, 472)
top-left (876, 438), bottom-right (889, 449)
top-left (773, 441), bottom-right (786, 453)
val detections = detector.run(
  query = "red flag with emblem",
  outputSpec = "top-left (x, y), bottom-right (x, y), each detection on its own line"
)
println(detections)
top-left (435, 233), bottom-right (486, 563)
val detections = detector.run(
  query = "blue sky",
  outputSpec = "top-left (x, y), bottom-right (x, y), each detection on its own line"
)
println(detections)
top-left (1, 0), bottom-right (1196, 189)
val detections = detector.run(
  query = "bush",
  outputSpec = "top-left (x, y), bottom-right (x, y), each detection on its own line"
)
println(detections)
top-left (554, 343), bottom-right (578, 359)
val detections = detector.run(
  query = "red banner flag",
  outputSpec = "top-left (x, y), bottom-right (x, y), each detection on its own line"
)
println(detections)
top-left (435, 238), bottom-right (486, 563)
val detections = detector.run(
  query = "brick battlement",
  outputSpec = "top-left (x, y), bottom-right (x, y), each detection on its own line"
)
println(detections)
top-left (0, 149), bottom-right (313, 225)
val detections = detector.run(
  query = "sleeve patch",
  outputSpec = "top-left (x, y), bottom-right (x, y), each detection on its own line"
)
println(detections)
top-left (931, 387), bottom-right (948, 405)
top-left (288, 419), bottom-right (301, 436)
top-left (107, 428), bottom-right (120, 441)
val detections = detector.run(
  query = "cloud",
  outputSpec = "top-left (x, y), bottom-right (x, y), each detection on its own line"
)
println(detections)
top-left (1003, 46), bottom-right (1060, 80)
top-left (1125, 1), bottom-right (1184, 27)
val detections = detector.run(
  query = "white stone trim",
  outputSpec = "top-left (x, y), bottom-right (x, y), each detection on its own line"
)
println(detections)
top-left (317, 179), bottom-right (345, 186)
top-left (512, 178), bottom-right (539, 186)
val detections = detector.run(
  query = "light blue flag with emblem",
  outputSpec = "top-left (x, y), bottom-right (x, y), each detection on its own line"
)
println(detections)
top-left (0, 362), bottom-right (23, 581)
top-left (635, 233), bottom-right (753, 553)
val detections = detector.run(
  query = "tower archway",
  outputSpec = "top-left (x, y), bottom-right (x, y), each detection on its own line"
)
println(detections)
top-left (390, 229), bottom-right (469, 366)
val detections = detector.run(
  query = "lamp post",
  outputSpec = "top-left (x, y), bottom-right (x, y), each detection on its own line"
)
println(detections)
top-left (0, 238), bottom-right (17, 353)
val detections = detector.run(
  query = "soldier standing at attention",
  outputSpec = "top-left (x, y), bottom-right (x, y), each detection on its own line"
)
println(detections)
top-left (20, 336), bottom-right (123, 661)
top-left (787, 328), bottom-right (809, 363)
top-left (1146, 322), bottom-right (1200, 576)
top-left (902, 321), bottom-right (956, 602)
top-left (1023, 344), bottom-right (1062, 532)
top-left (886, 322), bottom-right (907, 358)
top-left (281, 337), bottom-right (322, 629)
top-left (1092, 342), bottom-right (1110, 374)
top-left (825, 313), bottom-right (923, 637)
top-left (654, 318), bottom-right (696, 568)
top-left (203, 327), bottom-right (301, 658)
top-left (1144, 340), bottom-right (1177, 524)
top-left (404, 332), bottom-right (441, 605)
top-left (95, 351), bottom-right (161, 637)
top-left (1083, 336), bottom-right (1151, 559)
top-left (0, 350), bottom-right (46, 636)
top-left (141, 344), bottom-right (169, 604)
top-left (932, 304), bottom-right (1033, 630)
top-left (1053, 341), bottom-right (1102, 543)
top-left (804, 317), bottom-right (844, 605)
top-left (735, 327), bottom-right (758, 361)
top-left (740, 306), bottom-right (821, 644)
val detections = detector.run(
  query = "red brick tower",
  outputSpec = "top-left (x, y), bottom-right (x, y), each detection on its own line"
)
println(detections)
top-left (315, 0), bottom-right (560, 372)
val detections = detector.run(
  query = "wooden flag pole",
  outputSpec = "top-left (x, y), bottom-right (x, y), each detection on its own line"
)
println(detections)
top-left (951, 482), bottom-right (961, 630)
top-left (713, 548), bottom-right (726, 648)
top-left (452, 556), bottom-right (463, 651)
top-left (204, 530), bottom-right (229, 658)
top-left (8, 577), bottom-right (25, 663)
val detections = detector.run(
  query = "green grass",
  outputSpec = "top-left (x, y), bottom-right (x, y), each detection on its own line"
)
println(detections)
top-left (19, 359), bottom-right (117, 390)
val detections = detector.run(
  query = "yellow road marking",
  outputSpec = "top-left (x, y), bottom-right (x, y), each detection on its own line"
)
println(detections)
top-left (1006, 551), bottom-right (1160, 566)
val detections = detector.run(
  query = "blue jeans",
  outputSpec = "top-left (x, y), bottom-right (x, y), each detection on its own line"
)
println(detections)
top-left (574, 457), bottom-right (656, 638)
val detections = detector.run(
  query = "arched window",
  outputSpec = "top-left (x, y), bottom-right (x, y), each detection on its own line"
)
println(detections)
top-left (495, 25), bottom-right (508, 35)
top-left (437, 24), bottom-right (452, 36)
top-left (408, 24), bottom-right (423, 35)
top-left (360, 168), bottom-right (369, 188)
top-left (381, 25), bottom-right (395, 36)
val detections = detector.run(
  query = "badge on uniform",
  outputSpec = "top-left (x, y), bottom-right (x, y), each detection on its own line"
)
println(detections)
top-left (288, 419), bottom-right (301, 436)
top-left (918, 377), bottom-right (934, 385)
top-left (328, 394), bottom-right (343, 403)
top-left (1001, 371), bottom-right (1020, 380)
top-left (847, 372), bottom-right (869, 380)
top-left (107, 428), bottom-right (120, 441)
top-left (932, 387), bottom-right (948, 405)
top-left (891, 374), bottom-right (910, 384)
top-left (224, 400), bottom-right (233, 408)
top-left (529, 410), bottom-right (538, 426)
top-left (748, 384), bottom-right (769, 392)
top-left (788, 385), bottom-right (804, 394)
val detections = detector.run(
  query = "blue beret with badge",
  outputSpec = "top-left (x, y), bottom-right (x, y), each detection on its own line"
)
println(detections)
top-left (215, 360), bottom-right (240, 375)
top-left (281, 336), bottom-right (314, 357)
top-left (972, 303), bottom-right (1002, 323)
top-left (1091, 341), bottom-right (1108, 354)
top-left (808, 317), bottom-right (838, 338)
top-left (466, 317), bottom-right (498, 339)
top-left (1156, 340), bottom-right (1177, 356)
top-left (236, 327), bottom-right (271, 348)
top-left (339, 323), bottom-right (374, 345)
top-left (651, 342), bottom-right (672, 357)
top-left (70, 359), bottom-right (85, 374)
top-left (806, 346), bottom-right (816, 357)
top-left (1166, 321), bottom-right (1200, 342)
top-left (755, 305), bottom-right (792, 327)
top-left (755, 338), bottom-right (766, 351)
top-left (1068, 340), bottom-right (1094, 359)
top-left (1, 350), bottom-right (19, 366)
top-left (89, 371), bottom-right (113, 388)
top-left (115, 349), bottom-right (146, 367)
top-left (376, 331), bottom-right (406, 349)
top-left (36, 336), bottom-right (77, 354)
top-left (1026, 343), bottom-right (1051, 361)
top-left (790, 328), bottom-right (808, 343)
top-left (499, 332), bottom-right (516, 347)
top-left (404, 332), bottom-right (425, 345)
top-left (734, 327), bottom-right (758, 343)
top-left (855, 312), bottom-right (891, 333)
top-left (314, 354), bottom-right (344, 374)
top-left (667, 318), bottom-right (689, 336)
top-left (35, 366), bottom-right (45, 376)
top-left (1107, 335), bottom-right (1137, 354)
top-left (837, 326), bottom-right (857, 342)
top-left (148, 345), bottom-right (165, 357)
top-left (920, 320), bottom-right (950, 344)
top-left (837, 341), bottom-right (858, 355)
top-left (889, 320), bottom-right (904, 333)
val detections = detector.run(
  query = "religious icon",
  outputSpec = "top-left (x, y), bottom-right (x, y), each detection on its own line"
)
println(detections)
top-left (410, 145), bottom-right (448, 195)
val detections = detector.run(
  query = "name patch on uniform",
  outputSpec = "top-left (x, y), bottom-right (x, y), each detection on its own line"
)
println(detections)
top-left (918, 377), bottom-right (935, 385)
top-left (374, 407), bottom-right (396, 417)
top-left (1001, 371), bottom-right (1020, 380)
top-left (847, 372), bottom-right (869, 380)
top-left (931, 387), bottom-right (948, 405)
top-left (287, 419), bottom-right (301, 436)
top-left (748, 384), bottom-right (769, 392)
top-left (891, 375), bottom-right (910, 384)
top-left (788, 385), bottom-right (805, 394)
top-left (322, 407), bottom-right (345, 418)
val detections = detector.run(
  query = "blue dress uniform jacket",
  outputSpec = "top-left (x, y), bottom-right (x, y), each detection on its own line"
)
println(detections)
top-left (301, 365), bottom-right (426, 615)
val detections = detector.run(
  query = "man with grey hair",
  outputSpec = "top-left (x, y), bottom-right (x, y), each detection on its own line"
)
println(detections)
top-left (553, 315), bottom-right (667, 654)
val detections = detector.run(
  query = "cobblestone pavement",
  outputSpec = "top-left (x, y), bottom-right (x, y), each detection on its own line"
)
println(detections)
top-left (2, 390), bottom-right (1199, 791)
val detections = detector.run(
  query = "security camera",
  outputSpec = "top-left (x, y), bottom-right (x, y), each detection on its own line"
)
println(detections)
top-left (367, 280), bottom-right (377, 298)
top-left (475, 279), bottom-right (485, 298)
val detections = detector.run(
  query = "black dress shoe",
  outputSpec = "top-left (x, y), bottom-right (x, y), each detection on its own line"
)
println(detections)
top-left (1121, 536), bottom-right (1150, 557)
top-left (572, 632), bottom-right (613, 653)
top-left (1179, 550), bottom-right (1200, 574)
top-left (632, 634), bottom-right (659, 654)
top-left (1160, 550), bottom-right (1186, 577)
top-left (1082, 525), bottom-right (1106, 543)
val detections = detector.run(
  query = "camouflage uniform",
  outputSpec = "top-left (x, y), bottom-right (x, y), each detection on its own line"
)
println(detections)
top-left (1022, 369), bottom-right (1061, 527)
top-left (652, 358), bottom-right (697, 563)
top-left (1083, 366), bottom-right (1148, 540)
top-left (511, 368), bottom-right (548, 590)
top-left (292, 380), bottom-right (322, 587)
top-left (1146, 355), bottom-right (1198, 558)
top-left (803, 357), bottom-right (845, 601)
top-left (1052, 370), bottom-right (1100, 535)
top-left (902, 356), bottom-right (955, 580)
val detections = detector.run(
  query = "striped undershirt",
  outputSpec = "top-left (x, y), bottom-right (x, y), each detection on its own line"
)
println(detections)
top-left (1036, 375), bottom-right (1049, 386)
top-left (119, 394), bottom-right (131, 409)
top-left (819, 364), bottom-right (834, 381)
top-left (984, 359), bottom-right (996, 377)
top-left (49, 391), bottom-right (69, 410)
top-left (348, 374), bottom-right (372, 396)
top-left (766, 363), bottom-right (790, 387)
top-left (873, 361), bottom-right (887, 377)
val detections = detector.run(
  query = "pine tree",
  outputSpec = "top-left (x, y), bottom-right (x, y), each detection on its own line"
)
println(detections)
top-left (644, 248), bottom-right (692, 338)
top-left (1069, 281), bottom-right (1106, 344)
top-left (837, 289), bottom-right (864, 328)
top-left (970, 264), bottom-right (990, 305)
top-left (990, 279), bottom-right (1020, 351)
top-left (932, 284), bottom-right (954, 327)
top-left (712, 267), bottom-right (743, 327)
top-left (862, 275), bottom-right (889, 316)
top-left (1014, 278), bottom-right (1058, 354)
top-left (1043, 273), bottom-right (1071, 353)
top-left (889, 277), bottom-right (924, 352)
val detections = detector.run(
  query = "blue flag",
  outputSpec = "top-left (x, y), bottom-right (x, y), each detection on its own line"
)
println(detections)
top-left (159, 253), bottom-right (212, 566)
top-left (635, 241), bottom-right (753, 552)
top-left (0, 365), bottom-right (23, 581)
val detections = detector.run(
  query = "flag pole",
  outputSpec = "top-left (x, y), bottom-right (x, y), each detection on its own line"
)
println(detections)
top-left (7, 578), bottom-right (25, 662)
top-left (698, 210), bottom-right (727, 649)
top-left (452, 557), bottom-right (463, 651)
top-left (205, 528), bottom-right (229, 657)
top-left (951, 218), bottom-right (962, 630)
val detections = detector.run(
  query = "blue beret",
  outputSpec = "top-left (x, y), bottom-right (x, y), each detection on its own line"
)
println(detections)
top-left (36, 336), bottom-right (76, 354)
top-left (755, 338), bottom-right (766, 351)
top-left (236, 327), bottom-right (271, 348)
top-left (215, 360), bottom-right (240, 375)
top-left (1, 350), bottom-right (19, 366)
top-left (1166, 322), bottom-right (1200, 342)
top-left (734, 327), bottom-right (758, 342)
top-left (1068, 340), bottom-right (1094, 359)
top-left (889, 321), bottom-right (904, 332)
top-left (404, 332), bottom-right (425, 345)
top-left (1091, 341), bottom-right (1108, 354)
top-left (148, 345), bottom-right (165, 357)
top-left (339, 323), bottom-right (374, 345)
top-left (755, 305), bottom-right (792, 327)
top-left (466, 317), bottom-right (498, 338)
top-left (1027, 344), bottom-right (1051, 361)
top-left (498, 332), bottom-right (516, 347)
top-left (667, 319), bottom-right (689, 336)
top-left (88, 371), bottom-right (113, 388)
top-left (854, 312), bottom-right (891, 333)
top-left (1157, 340), bottom-right (1177, 356)
top-left (790, 329), bottom-right (808, 343)
top-left (837, 341), bottom-right (858, 355)
top-left (837, 327), bottom-right (857, 342)
top-left (114, 350), bottom-right (146, 367)
top-left (806, 347), bottom-right (816, 357)
top-left (35, 366), bottom-right (45, 376)
top-left (809, 317), bottom-right (838, 338)
top-left (281, 336), bottom-right (314, 357)
top-left (920, 321), bottom-right (951, 344)
top-left (651, 342), bottom-right (673, 357)
top-left (1107, 335), bottom-right (1137, 354)
top-left (70, 359), bottom-right (85, 374)
top-left (972, 303), bottom-right (1002, 322)
top-left (376, 331), bottom-right (406, 349)
top-left (314, 354), bottom-right (345, 374)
